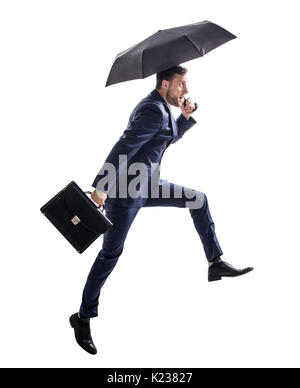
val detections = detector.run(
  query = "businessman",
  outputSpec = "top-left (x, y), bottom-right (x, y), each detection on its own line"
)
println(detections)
top-left (70, 65), bottom-right (253, 355)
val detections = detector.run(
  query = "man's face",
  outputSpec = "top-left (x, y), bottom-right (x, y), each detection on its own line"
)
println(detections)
top-left (165, 74), bottom-right (188, 107)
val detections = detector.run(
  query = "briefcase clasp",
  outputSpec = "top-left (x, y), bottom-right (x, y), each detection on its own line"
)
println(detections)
top-left (71, 215), bottom-right (81, 225)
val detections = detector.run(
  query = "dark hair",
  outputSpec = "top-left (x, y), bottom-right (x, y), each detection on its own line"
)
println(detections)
top-left (156, 65), bottom-right (188, 89)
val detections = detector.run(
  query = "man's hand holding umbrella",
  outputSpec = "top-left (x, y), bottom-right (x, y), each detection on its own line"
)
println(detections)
top-left (180, 97), bottom-right (197, 121)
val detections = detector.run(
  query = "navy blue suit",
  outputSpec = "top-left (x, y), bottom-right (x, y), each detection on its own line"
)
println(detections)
top-left (80, 89), bottom-right (223, 318)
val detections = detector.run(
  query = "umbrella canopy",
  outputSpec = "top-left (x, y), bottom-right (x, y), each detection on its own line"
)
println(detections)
top-left (105, 20), bottom-right (236, 87)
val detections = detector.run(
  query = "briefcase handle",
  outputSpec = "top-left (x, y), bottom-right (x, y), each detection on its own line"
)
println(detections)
top-left (84, 191), bottom-right (105, 213)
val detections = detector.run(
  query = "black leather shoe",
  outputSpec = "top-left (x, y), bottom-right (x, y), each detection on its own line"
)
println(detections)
top-left (69, 313), bottom-right (97, 355)
top-left (208, 259), bottom-right (253, 282)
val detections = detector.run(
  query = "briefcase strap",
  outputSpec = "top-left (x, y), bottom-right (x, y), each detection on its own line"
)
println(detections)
top-left (84, 191), bottom-right (105, 213)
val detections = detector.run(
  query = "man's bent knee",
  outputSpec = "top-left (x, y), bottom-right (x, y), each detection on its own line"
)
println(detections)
top-left (185, 190), bottom-right (206, 210)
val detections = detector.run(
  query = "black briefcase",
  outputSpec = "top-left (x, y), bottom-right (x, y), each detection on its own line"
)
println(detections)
top-left (40, 181), bottom-right (113, 253)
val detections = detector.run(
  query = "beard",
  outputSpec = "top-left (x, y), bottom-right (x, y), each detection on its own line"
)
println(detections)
top-left (166, 90), bottom-right (181, 107)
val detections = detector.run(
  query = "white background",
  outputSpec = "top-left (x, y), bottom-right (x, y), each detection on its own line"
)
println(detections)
top-left (1, 0), bottom-right (300, 368)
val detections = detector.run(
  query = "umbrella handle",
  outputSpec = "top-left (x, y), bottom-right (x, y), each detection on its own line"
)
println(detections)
top-left (183, 97), bottom-right (198, 112)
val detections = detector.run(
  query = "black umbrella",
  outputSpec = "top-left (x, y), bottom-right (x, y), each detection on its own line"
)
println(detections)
top-left (105, 20), bottom-right (236, 87)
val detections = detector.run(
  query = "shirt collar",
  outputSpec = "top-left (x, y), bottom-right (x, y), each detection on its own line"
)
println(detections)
top-left (150, 89), bottom-right (170, 108)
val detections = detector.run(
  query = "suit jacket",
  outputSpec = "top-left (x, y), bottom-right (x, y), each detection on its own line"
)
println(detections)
top-left (92, 89), bottom-right (197, 207)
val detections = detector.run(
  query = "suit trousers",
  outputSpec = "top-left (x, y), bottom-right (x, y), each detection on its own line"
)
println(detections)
top-left (79, 182), bottom-right (223, 318)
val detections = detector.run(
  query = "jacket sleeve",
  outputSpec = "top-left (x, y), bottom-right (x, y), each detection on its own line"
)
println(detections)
top-left (172, 113), bottom-right (197, 144)
top-left (91, 103), bottom-right (163, 191)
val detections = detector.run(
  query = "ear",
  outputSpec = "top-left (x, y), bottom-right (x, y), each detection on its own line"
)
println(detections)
top-left (162, 79), bottom-right (169, 90)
